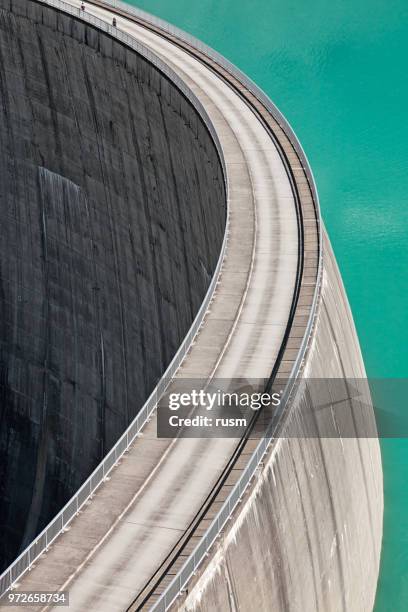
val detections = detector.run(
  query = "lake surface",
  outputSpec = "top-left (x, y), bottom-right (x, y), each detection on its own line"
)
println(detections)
top-left (127, 1), bottom-right (408, 608)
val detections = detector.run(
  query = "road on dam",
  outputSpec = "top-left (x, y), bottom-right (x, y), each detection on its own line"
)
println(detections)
top-left (4, 1), bottom-right (300, 610)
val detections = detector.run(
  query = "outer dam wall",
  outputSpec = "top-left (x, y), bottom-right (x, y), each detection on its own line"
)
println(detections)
top-left (181, 234), bottom-right (383, 612)
top-left (0, 0), bottom-right (225, 569)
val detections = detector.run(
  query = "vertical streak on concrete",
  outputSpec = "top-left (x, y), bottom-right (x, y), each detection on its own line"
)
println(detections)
top-left (80, 49), bottom-right (129, 444)
top-left (122, 76), bottom-right (166, 374)
top-left (157, 91), bottom-right (195, 324)
top-left (21, 166), bottom-right (52, 549)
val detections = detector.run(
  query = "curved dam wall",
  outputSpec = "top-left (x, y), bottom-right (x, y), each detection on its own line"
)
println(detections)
top-left (0, 0), bottom-right (226, 569)
top-left (182, 233), bottom-right (383, 612)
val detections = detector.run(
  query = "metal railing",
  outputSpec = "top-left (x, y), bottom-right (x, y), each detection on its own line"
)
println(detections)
top-left (0, 0), bottom-right (229, 598)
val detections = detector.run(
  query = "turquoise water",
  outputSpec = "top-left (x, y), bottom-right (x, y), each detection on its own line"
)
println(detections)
top-left (127, 1), bottom-right (408, 608)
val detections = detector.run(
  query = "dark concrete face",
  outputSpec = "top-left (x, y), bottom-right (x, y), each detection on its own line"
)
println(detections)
top-left (0, 0), bottom-right (226, 568)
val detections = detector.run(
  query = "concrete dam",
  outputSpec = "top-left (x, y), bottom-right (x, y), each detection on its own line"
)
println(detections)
top-left (0, 1), bottom-right (383, 611)
top-left (0, 0), bottom-right (226, 568)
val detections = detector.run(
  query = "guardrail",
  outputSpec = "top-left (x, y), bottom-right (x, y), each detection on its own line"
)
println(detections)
top-left (0, 0), bottom-right (229, 598)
